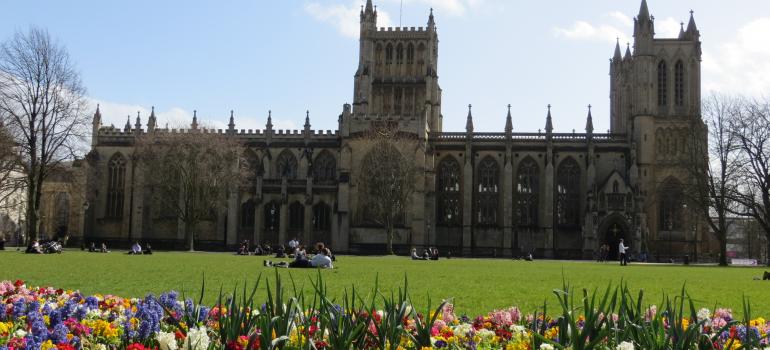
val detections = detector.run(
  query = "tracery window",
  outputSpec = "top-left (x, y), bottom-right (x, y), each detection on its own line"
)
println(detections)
top-left (313, 151), bottom-right (336, 182)
top-left (659, 178), bottom-right (684, 231)
top-left (385, 44), bottom-right (394, 64)
top-left (276, 150), bottom-right (298, 179)
top-left (241, 199), bottom-right (255, 228)
top-left (406, 44), bottom-right (415, 64)
top-left (394, 87), bottom-right (402, 115)
top-left (436, 157), bottom-right (461, 226)
top-left (476, 156), bottom-right (499, 226)
top-left (674, 60), bottom-right (685, 106)
top-left (396, 43), bottom-right (404, 64)
top-left (289, 201), bottom-right (304, 231)
top-left (516, 157), bottom-right (539, 226)
top-left (106, 153), bottom-right (126, 218)
top-left (657, 60), bottom-right (667, 106)
top-left (313, 202), bottom-right (331, 231)
top-left (556, 157), bottom-right (580, 226)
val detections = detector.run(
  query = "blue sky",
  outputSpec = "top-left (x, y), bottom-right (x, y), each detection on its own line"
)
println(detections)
top-left (2, 1), bottom-right (769, 134)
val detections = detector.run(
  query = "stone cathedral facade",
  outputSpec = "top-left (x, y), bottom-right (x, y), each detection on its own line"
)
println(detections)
top-left (77, 0), bottom-right (718, 259)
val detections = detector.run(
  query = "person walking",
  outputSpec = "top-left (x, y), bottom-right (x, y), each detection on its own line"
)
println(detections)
top-left (618, 239), bottom-right (629, 266)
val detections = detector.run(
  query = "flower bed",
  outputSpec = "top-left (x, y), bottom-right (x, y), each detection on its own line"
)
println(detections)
top-left (0, 277), bottom-right (768, 350)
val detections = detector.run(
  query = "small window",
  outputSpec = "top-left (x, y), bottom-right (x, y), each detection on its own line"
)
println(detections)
top-left (657, 60), bottom-right (667, 106)
top-left (674, 60), bottom-right (685, 106)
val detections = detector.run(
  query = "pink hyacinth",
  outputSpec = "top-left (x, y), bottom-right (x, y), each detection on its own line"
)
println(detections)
top-left (711, 317), bottom-right (727, 329)
top-left (645, 305), bottom-right (657, 322)
top-left (489, 309), bottom-right (513, 327)
top-left (714, 308), bottom-right (733, 320)
top-left (442, 303), bottom-right (456, 324)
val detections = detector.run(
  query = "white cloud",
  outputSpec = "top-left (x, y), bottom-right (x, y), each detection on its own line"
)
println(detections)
top-left (553, 20), bottom-right (630, 45)
top-left (607, 11), bottom-right (633, 28)
top-left (304, 0), bottom-right (485, 38)
top-left (703, 17), bottom-right (770, 96)
top-left (304, 1), bottom-right (392, 39)
top-left (655, 17), bottom-right (682, 39)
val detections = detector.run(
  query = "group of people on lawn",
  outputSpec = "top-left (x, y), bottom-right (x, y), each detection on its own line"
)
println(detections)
top-left (411, 247), bottom-right (441, 260)
top-left (263, 241), bottom-right (334, 269)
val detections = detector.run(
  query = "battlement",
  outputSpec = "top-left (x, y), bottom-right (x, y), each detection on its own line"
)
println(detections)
top-left (97, 126), bottom-right (339, 139)
top-left (378, 26), bottom-right (426, 32)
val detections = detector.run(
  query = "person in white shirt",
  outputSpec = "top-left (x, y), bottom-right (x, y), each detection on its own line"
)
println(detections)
top-left (130, 241), bottom-right (142, 255)
top-left (618, 239), bottom-right (629, 266)
top-left (265, 248), bottom-right (333, 268)
top-left (288, 238), bottom-right (299, 252)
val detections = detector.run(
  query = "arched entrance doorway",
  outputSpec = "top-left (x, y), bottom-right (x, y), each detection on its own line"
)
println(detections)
top-left (599, 215), bottom-right (630, 261)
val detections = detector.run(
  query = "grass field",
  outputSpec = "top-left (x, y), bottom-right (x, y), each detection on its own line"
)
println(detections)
top-left (2, 249), bottom-right (769, 317)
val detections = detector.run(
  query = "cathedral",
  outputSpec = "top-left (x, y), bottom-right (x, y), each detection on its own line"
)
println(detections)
top-left (75, 0), bottom-right (718, 260)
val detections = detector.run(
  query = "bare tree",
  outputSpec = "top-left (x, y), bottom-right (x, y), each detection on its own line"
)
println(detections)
top-left (730, 97), bottom-right (770, 264)
top-left (358, 126), bottom-right (417, 255)
top-left (0, 27), bottom-right (89, 243)
top-left (135, 130), bottom-right (243, 251)
top-left (0, 120), bottom-right (24, 210)
top-left (686, 94), bottom-right (742, 266)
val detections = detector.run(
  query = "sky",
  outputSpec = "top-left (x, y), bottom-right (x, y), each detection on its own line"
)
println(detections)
top-left (2, 0), bottom-right (769, 135)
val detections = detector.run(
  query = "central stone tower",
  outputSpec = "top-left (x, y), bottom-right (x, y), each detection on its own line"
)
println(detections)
top-left (349, 0), bottom-right (442, 136)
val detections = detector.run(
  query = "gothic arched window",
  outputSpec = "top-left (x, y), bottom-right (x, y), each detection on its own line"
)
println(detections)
top-left (54, 192), bottom-right (70, 232)
top-left (674, 60), bottom-right (685, 106)
top-left (107, 153), bottom-right (126, 218)
top-left (313, 201), bottom-right (332, 231)
top-left (264, 201), bottom-right (280, 232)
top-left (375, 44), bottom-right (383, 65)
top-left (244, 149), bottom-right (261, 182)
top-left (396, 43), bottom-right (404, 64)
top-left (476, 156), bottom-right (499, 226)
top-left (241, 199), bottom-right (255, 228)
top-left (406, 43), bottom-right (415, 64)
top-left (516, 157), bottom-right (539, 226)
top-left (394, 87), bottom-right (402, 115)
top-left (657, 60), bottom-right (667, 106)
top-left (385, 44), bottom-right (394, 64)
top-left (437, 157), bottom-right (461, 226)
top-left (313, 151), bottom-right (336, 182)
top-left (289, 201), bottom-right (304, 231)
top-left (556, 157), bottom-right (580, 226)
top-left (276, 150), bottom-right (298, 179)
top-left (659, 178), bottom-right (683, 231)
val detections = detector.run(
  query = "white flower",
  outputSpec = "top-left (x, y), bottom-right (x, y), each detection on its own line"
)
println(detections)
top-left (183, 327), bottom-right (210, 350)
top-left (697, 308), bottom-right (711, 322)
top-left (94, 344), bottom-right (107, 350)
top-left (616, 341), bottom-right (635, 350)
top-left (13, 329), bottom-right (27, 338)
top-left (453, 323), bottom-right (473, 336)
top-left (157, 331), bottom-right (178, 350)
top-left (539, 344), bottom-right (555, 350)
top-left (476, 328), bottom-right (495, 340)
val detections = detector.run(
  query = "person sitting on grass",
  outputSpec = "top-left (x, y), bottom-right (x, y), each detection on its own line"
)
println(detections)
top-left (100, 242), bottom-right (110, 253)
top-left (26, 240), bottom-right (43, 254)
top-left (144, 244), bottom-right (153, 255)
top-left (429, 247), bottom-right (439, 260)
top-left (264, 248), bottom-right (333, 268)
top-left (411, 248), bottom-right (426, 260)
top-left (88, 242), bottom-right (97, 252)
top-left (294, 245), bottom-right (307, 261)
top-left (274, 245), bottom-right (286, 258)
top-left (129, 241), bottom-right (142, 255)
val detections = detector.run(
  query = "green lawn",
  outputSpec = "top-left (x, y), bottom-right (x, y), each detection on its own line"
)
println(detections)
top-left (1, 249), bottom-right (769, 317)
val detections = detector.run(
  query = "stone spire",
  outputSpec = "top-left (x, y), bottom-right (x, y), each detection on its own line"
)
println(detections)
top-left (585, 105), bottom-right (594, 134)
top-left (638, 0), bottom-right (650, 22)
top-left (364, 0), bottom-right (373, 14)
top-left (228, 110), bottom-right (235, 131)
top-left (465, 104), bottom-right (473, 133)
top-left (613, 38), bottom-right (622, 61)
top-left (504, 104), bottom-right (513, 134)
top-left (304, 110), bottom-right (311, 130)
top-left (686, 10), bottom-right (699, 39)
top-left (678, 22), bottom-right (685, 39)
top-left (191, 110), bottom-right (198, 130)
top-left (545, 104), bottom-right (553, 134)
top-left (93, 104), bottom-right (102, 128)
top-left (428, 8), bottom-right (435, 29)
top-left (147, 106), bottom-right (157, 131)
top-left (134, 111), bottom-right (142, 131)
top-left (266, 110), bottom-right (273, 130)
top-left (124, 115), bottom-right (131, 132)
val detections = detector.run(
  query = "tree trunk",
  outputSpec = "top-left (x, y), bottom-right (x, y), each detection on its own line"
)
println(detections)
top-left (185, 221), bottom-right (195, 252)
top-left (719, 235), bottom-right (728, 266)
top-left (386, 225), bottom-right (394, 255)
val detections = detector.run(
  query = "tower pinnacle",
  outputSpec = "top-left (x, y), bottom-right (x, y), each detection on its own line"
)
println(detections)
top-left (191, 110), bottom-right (198, 129)
top-left (465, 104), bottom-right (473, 133)
top-left (545, 104), bottom-right (553, 134)
top-left (585, 104), bottom-right (594, 134)
top-left (613, 38), bottom-right (622, 61)
top-left (505, 104), bottom-right (513, 133)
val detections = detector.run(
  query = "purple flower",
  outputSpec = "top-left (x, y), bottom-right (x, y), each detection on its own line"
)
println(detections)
top-left (50, 323), bottom-right (69, 344)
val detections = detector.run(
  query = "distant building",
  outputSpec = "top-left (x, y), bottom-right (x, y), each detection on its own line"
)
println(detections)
top-left (715, 217), bottom-right (767, 261)
top-left (37, 161), bottom-right (87, 245)
top-left (73, 0), bottom-right (718, 259)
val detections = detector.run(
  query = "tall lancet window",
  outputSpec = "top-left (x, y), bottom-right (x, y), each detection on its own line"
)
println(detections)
top-left (396, 43), bottom-right (404, 64)
top-left (659, 178), bottom-right (684, 231)
top-left (107, 153), bottom-right (126, 218)
top-left (516, 157), bottom-right (539, 226)
top-left (657, 60), bottom-right (668, 106)
top-left (385, 44), bottom-right (394, 64)
top-left (675, 60), bottom-right (685, 106)
top-left (437, 157), bottom-right (462, 226)
top-left (476, 157), bottom-right (499, 226)
top-left (556, 157), bottom-right (580, 226)
top-left (406, 43), bottom-right (415, 64)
